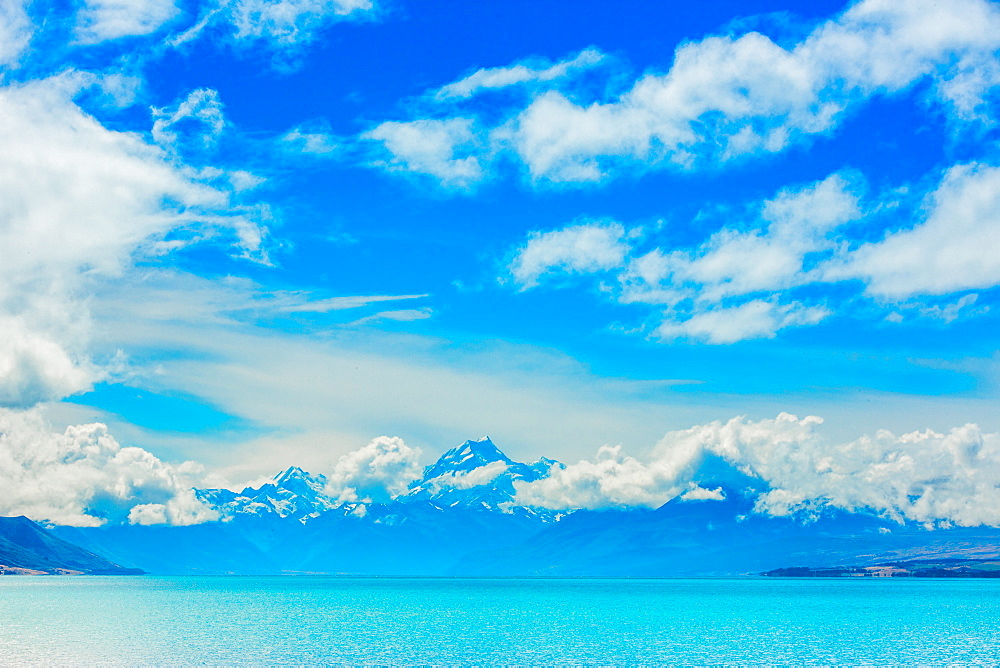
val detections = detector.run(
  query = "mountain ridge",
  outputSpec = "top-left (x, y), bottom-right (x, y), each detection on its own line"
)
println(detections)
top-left (43, 437), bottom-right (1000, 576)
top-left (0, 516), bottom-right (143, 575)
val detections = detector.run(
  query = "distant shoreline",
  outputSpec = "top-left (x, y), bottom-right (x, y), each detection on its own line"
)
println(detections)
top-left (763, 558), bottom-right (1000, 578)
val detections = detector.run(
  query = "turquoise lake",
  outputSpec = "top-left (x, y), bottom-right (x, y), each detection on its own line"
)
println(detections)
top-left (2, 576), bottom-right (1000, 665)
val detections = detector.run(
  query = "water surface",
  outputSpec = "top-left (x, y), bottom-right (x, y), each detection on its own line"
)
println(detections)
top-left (2, 576), bottom-right (999, 664)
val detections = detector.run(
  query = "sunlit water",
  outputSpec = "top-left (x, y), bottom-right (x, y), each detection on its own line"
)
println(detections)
top-left (2, 576), bottom-right (1000, 665)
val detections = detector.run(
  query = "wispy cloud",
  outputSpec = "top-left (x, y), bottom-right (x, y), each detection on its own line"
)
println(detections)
top-left (74, 0), bottom-right (179, 44)
top-left (347, 308), bottom-right (433, 326)
top-left (0, 74), bottom-right (271, 406)
top-left (0, 0), bottom-right (32, 67)
top-left (282, 294), bottom-right (429, 313)
top-left (434, 48), bottom-right (605, 100)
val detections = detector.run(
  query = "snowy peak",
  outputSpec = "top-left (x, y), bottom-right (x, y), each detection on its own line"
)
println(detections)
top-left (266, 466), bottom-right (328, 499)
top-left (196, 437), bottom-right (565, 523)
top-left (407, 437), bottom-right (561, 519)
top-left (421, 436), bottom-right (513, 479)
top-left (198, 466), bottom-right (337, 521)
top-left (273, 466), bottom-right (308, 486)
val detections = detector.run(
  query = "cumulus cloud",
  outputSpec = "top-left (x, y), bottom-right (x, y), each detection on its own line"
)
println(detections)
top-left (75, 0), bottom-right (179, 43)
top-left (0, 0), bottom-right (32, 68)
top-left (506, 174), bottom-right (858, 342)
top-left (509, 221), bottom-right (631, 289)
top-left (680, 484), bottom-right (726, 501)
top-left (652, 173), bottom-right (862, 303)
top-left (323, 436), bottom-right (422, 503)
top-left (0, 317), bottom-right (96, 407)
top-left (526, 0), bottom-right (1000, 180)
top-left (514, 443), bottom-right (690, 509)
top-left (825, 163), bottom-right (1000, 298)
top-left (363, 0), bottom-right (1000, 185)
top-left (434, 48), bottom-right (605, 100)
top-left (505, 160), bottom-right (1000, 342)
top-left (0, 73), bottom-right (271, 405)
top-left (362, 118), bottom-right (484, 187)
top-left (0, 407), bottom-right (217, 526)
top-left (654, 301), bottom-right (831, 344)
top-left (515, 413), bottom-right (1000, 528)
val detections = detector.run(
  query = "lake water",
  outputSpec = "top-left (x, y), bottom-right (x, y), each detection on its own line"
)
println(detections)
top-left (2, 576), bottom-right (1000, 665)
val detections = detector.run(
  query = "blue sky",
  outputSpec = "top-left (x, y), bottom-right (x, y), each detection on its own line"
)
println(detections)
top-left (3, 0), bottom-right (1000, 523)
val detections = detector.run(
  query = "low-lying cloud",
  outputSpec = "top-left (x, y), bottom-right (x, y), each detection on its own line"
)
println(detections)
top-left (514, 413), bottom-right (1000, 528)
top-left (0, 407), bottom-right (217, 527)
top-left (323, 435), bottom-right (423, 503)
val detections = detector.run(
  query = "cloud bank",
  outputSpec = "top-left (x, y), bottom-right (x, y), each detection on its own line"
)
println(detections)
top-left (0, 408), bottom-right (217, 527)
top-left (515, 413), bottom-right (1000, 528)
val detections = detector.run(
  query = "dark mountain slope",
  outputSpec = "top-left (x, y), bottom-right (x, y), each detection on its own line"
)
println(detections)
top-left (0, 516), bottom-right (142, 574)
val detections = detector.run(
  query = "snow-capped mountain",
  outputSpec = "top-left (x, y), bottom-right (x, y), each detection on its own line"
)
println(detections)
top-left (404, 437), bottom-right (562, 517)
top-left (55, 444), bottom-right (1000, 577)
top-left (195, 437), bottom-right (563, 522)
top-left (196, 466), bottom-right (340, 521)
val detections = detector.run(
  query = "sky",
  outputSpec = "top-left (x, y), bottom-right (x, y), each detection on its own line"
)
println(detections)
top-left (3, 0), bottom-right (1000, 526)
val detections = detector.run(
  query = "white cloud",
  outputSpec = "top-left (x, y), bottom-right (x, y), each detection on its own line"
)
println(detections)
top-left (75, 0), bottom-right (179, 43)
top-left (84, 271), bottom-right (736, 481)
top-left (513, 443), bottom-right (690, 510)
top-left (680, 484), bottom-right (725, 501)
top-left (435, 48), bottom-right (605, 100)
top-left (423, 460), bottom-right (508, 492)
top-left (920, 294), bottom-right (984, 323)
top-left (0, 74), bottom-right (270, 406)
top-left (504, 163), bottom-right (1000, 342)
top-left (363, 118), bottom-right (484, 187)
top-left (0, 407), bottom-right (217, 526)
top-left (509, 221), bottom-right (631, 289)
top-left (506, 174), bottom-right (855, 342)
top-left (0, 0), bottom-right (32, 68)
top-left (654, 300), bottom-right (831, 345)
top-left (826, 163), bottom-right (1000, 298)
top-left (152, 88), bottom-right (227, 152)
top-left (365, 0), bottom-right (1000, 186)
top-left (281, 293), bottom-right (428, 313)
top-left (349, 308), bottom-right (432, 326)
top-left (511, 0), bottom-right (1000, 182)
top-left (623, 174), bottom-right (861, 304)
top-left (323, 436), bottom-right (422, 503)
top-left (165, 0), bottom-right (377, 60)
top-left (516, 412), bottom-right (1000, 528)
top-left (226, 0), bottom-right (375, 46)
top-left (0, 317), bottom-right (96, 408)
top-left (281, 124), bottom-right (339, 154)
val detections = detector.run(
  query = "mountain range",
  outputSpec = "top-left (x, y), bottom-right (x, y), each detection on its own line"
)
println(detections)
top-left (34, 437), bottom-right (1000, 576)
